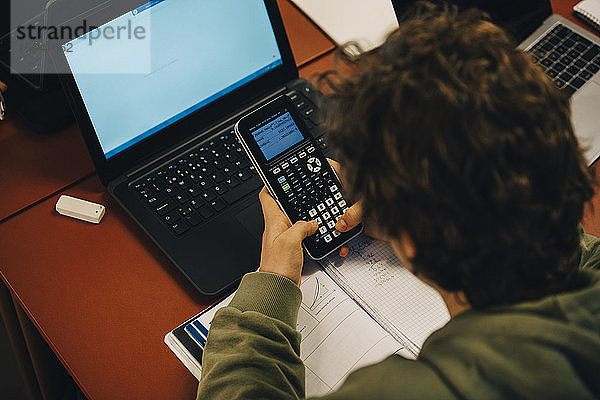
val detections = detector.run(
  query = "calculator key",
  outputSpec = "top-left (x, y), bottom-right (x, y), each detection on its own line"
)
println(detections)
top-left (327, 220), bottom-right (335, 229)
top-left (334, 192), bottom-right (343, 200)
top-left (298, 151), bottom-right (307, 158)
top-left (324, 234), bottom-right (332, 243)
top-left (331, 206), bottom-right (339, 215)
top-left (290, 156), bottom-right (298, 164)
top-left (307, 145), bottom-right (315, 153)
top-left (323, 212), bottom-right (331, 220)
top-left (318, 203), bottom-right (326, 212)
top-left (326, 198), bottom-right (334, 207)
top-left (319, 226), bottom-right (328, 235)
top-left (281, 162), bottom-right (290, 169)
top-left (342, 207), bottom-right (348, 213)
top-left (309, 209), bottom-right (317, 218)
top-left (272, 167), bottom-right (281, 174)
top-left (338, 200), bottom-right (347, 208)
top-left (330, 184), bottom-right (339, 192)
top-left (316, 217), bottom-right (322, 225)
top-left (333, 230), bottom-right (341, 237)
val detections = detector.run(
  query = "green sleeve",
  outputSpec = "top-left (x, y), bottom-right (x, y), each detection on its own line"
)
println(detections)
top-left (580, 232), bottom-right (600, 270)
top-left (197, 272), bottom-right (305, 400)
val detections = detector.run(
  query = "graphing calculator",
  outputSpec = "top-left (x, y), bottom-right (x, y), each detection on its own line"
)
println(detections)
top-left (234, 95), bottom-right (363, 259)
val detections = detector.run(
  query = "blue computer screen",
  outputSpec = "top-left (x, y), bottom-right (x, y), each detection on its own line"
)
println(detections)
top-left (251, 111), bottom-right (303, 161)
top-left (64, 0), bottom-right (282, 158)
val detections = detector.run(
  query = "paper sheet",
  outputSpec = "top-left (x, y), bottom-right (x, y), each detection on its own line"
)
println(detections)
top-left (290, 0), bottom-right (399, 53)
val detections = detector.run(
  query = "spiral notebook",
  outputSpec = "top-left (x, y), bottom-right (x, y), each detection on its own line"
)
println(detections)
top-left (165, 236), bottom-right (450, 397)
top-left (574, 0), bottom-right (600, 32)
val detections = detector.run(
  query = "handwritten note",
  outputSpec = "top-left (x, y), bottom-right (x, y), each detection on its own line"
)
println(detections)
top-left (323, 236), bottom-right (450, 355)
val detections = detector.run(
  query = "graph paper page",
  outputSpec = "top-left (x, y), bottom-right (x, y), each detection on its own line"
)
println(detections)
top-left (322, 236), bottom-right (450, 355)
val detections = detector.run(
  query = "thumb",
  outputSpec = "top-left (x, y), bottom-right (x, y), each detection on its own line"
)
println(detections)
top-left (284, 220), bottom-right (319, 244)
top-left (336, 202), bottom-right (362, 232)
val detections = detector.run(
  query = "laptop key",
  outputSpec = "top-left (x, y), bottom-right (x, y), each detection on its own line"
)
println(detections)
top-left (582, 46), bottom-right (600, 62)
top-left (563, 85), bottom-right (577, 97)
top-left (200, 189), bottom-right (217, 202)
top-left (571, 77), bottom-right (586, 89)
top-left (558, 71), bottom-right (573, 83)
top-left (189, 198), bottom-right (205, 209)
top-left (226, 177), bottom-right (240, 188)
top-left (171, 221), bottom-right (190, 235)
top-left (210, 199), bottom-right (227, 212)
top-left (575, 58), bottom-right (587, 68)
top-left (587, 64), bottom-right (599, 74)
top-left (164, 211), bottom-right (181, 224)
top-left (185, 213), bottom-right (203, 227)
top-left (222, 177), bottom-right (262, 205)
top-left (175, 192), bottom-right (190, 203)
top-left (198, 205), bottom-right (215, 219)
top-left (155, 200), bottom-right (176, 216)
top-left (567, 65), bottom-right (579, 75)
top-left (214, 184), bottom-right (229, 195)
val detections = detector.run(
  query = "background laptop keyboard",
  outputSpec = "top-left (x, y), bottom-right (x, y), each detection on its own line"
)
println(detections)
top-left (528, 23), bottom-right (600, 96)
top-left (132, 90), bottom-right (328, 236)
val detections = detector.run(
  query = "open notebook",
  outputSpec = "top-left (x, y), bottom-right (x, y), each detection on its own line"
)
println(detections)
top-left (165, 236), bottom-right (450, 397)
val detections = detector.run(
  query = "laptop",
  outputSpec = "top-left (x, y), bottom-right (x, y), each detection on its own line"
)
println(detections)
top-left (519, 15), bottom-right (600, 164)
top-left (55, 0), bottom-right (329, 295)
top-left (392, 0), bottom-right (600, 165)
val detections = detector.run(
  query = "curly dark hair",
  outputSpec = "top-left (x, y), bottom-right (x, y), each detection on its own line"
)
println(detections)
top-left (322, 4), bottom-right (595, 308)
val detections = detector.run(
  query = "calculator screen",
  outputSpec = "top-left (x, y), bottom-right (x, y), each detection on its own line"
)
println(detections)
top-left (250, 111), bottom-right (304, 161)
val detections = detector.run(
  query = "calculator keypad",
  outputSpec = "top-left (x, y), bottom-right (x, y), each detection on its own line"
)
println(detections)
top-left (269, 144), bottom-right (349, 246)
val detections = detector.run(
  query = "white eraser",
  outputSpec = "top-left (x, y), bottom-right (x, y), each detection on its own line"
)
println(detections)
top-left (55, 195), bottom-right (105, 224)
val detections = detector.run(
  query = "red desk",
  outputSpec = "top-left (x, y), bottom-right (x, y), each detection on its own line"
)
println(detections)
top-left (1, 1), bottom-right (599, 399)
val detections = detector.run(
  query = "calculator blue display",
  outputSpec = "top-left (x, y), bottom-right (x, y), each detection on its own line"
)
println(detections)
top-left (251, 111), bottom-right (304, 161)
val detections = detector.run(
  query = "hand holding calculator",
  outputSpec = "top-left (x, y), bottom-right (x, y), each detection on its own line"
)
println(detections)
top-left (235, 95), bottom-right (362, 259)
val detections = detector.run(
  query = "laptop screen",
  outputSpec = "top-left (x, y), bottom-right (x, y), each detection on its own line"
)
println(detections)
top-left (64, 0), bottom-right (283, 159)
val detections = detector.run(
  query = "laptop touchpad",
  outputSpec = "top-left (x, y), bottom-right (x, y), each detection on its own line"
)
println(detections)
top-left (236, 202), bottom-right (265, 241)
top-left (571, 81), bottom-right (600, 164)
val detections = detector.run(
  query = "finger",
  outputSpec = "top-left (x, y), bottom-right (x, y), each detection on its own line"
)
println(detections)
top-left (335, 202), bottom-right (362, 232)
top-left (327, 158), bottom-right (341, 176)
top-left (339, 245), bottom-right (349, 257)
top-left (283, 220), bottom-right (319, 244)
top-left (259, 187), bottom-right (291, 236)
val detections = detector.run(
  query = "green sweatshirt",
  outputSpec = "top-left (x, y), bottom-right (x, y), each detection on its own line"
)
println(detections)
top-left (197, 233), bottom-right (600, 399)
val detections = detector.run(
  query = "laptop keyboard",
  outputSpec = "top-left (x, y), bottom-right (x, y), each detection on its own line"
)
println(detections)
top-left (529, 23), bottom-right (600, 96)
top-left (132, 90), bottom-right (328, 236)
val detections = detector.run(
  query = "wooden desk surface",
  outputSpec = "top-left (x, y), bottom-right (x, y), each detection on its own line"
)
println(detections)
top-left (0, 120), bottom-right (95, 222)
top-left (1, 1), bottom-right (599, 399)
top-left (0, 0), bottom-right (333, 224)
